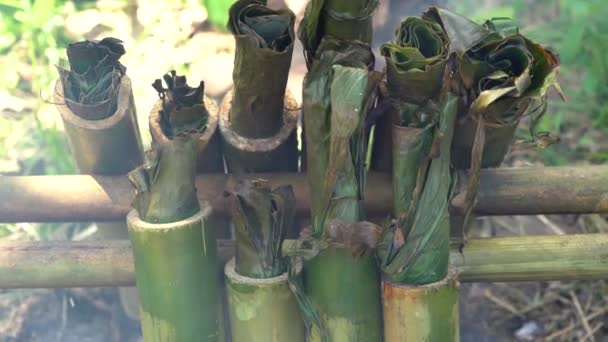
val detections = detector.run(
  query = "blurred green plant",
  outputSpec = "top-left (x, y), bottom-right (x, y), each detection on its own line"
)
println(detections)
top-left (204, 0), bottom-right (237, 31)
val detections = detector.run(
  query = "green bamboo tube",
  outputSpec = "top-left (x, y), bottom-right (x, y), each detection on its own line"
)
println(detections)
top-left (219, 89), bottom-right (298, 173)
top-left (382, 272), bottom-right (459, 342)
top-left (304, 248), bottom-right (383, 342)
top-left (224, 258), bottom-right (305, 342)
top-left (149, 96), bottom-right (224, 173)
top-left (127, 208), bottom-right (221, 342)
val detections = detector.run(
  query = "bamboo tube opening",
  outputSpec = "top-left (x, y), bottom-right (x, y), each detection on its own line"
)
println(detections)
top-left (219, 89), bottom-right (298, 172)
top-left (55, 76), bottom-right (136, 129)
top-left (127, 206), bottom-right (211, 232)
top-left (382, 271), bottom-right (460, 342)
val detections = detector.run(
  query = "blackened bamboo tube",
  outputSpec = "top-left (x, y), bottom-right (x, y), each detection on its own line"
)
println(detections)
top-left (127, 208), bottom-right (221, 342)
top-left (382, 271), bottom-right (460, 341)
top-left (55, 77), bottom-right (144, 240)
top-left (55, 75), bottom-right (144, 319)
top-left (224, 258), bottom-right (305, 342)
top-left (219, 89), bottom-right (298, 173)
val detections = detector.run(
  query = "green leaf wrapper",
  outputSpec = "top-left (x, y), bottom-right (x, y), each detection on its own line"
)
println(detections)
top-left (302, 38), bottom-right (375, 234)
top-left (298, 0), bottom-right (378, 63)
top-left (231, 180), bottom-right (296, 278)
top-left (57, 37), bottom-right (126, 120)
top-left (379, 93), bottom-right (458, 285)
top-left (228, 0), bottom-right (295, 138)
top-left (130, 72), bottom-right (209, 224)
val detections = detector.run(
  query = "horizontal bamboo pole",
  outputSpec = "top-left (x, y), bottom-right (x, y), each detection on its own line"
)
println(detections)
top-left (0, 234), bottom-right (606, 288)
top-left (1, 166), bottom-right (607, 223)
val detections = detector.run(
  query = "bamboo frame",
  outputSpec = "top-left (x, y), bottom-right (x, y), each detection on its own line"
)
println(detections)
top-left (1, 166), bottom-right (606, 223)
top-left (1, 234), bottom-right (606, 288)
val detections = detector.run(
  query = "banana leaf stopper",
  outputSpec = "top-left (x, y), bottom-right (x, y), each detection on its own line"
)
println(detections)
top-left (57, 37), bottom-right (126, 120)
top-left (381, 14), bottom-right (449, 111)
top-left (451, 17), bottom-right (562, 169)
top-left (231, 180), bottom-right (295, 278)
top-left (129, 72), bottom-right (208, 224)
top-left (228, 0), bottom-right (295, 138)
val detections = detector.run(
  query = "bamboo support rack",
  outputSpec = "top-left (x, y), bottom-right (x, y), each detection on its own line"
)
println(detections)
top-left (0, 234), bottom-right (606, 288)
top-left (1, 166), bottom-right (607, 223)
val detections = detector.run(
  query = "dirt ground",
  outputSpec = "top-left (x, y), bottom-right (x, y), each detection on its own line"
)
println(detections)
top-left (1, 0), bottom-right (607, 341)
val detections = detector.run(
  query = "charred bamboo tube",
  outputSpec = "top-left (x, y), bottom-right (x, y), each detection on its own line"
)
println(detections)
top-left (2, 166), bottom-right (608, 223)
top-left (219, 90), bottom-right (298, 172)
top-left (127, 208), bottom-right (221, 342)
top-left (54, 76), bottom-right (144, 240)
top-left (54, 76), bottom-right (144, 174)
top-left (149, 96), bottom-right (223, 173)
top-left (1, 234), bottom-right (608, 288)
top-left (382, 272), bottom-right (459, 341)
top-left (224, 258), bottom-right (304, 342)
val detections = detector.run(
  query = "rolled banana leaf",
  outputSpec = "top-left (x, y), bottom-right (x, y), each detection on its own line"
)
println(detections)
top-left (378, 93), bottom-right (458, 285)
top-left (230, 179), bottom-right (295, 278)
top-left (371, 10), bottom-right (449, 171)
top-left (57, 37), bottom-right (126, 120)
top-left (303, 38), bottom-right (373, 231)
top-left (228, 0), bottom-right (295, 138)
top-left (450, 17), bottom-right (562, 169)
top-left (298, 0), bottom-right (378, 62)
top-left (300, 56), bottom-right (383, 341)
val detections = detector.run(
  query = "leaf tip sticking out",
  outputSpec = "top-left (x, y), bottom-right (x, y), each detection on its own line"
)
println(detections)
top-left (58, 37), bottom-right (127, 119)
top-left (152, 70), bottom-right (209, 139)
top-left (231, 179), bottom-right (296, 278)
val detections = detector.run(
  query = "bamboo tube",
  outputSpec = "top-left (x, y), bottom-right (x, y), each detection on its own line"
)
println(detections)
top-left (127, 208), bottom-right (221, 342)
top-left (54, 76), bottom-right (144, 239)
top-left (383, 272), bottom-right (459, 341)
top-left (54, 76), bottom-right (144, 175)
top-left (303, 248), bottom-right (383, 342)
top-left (224, 258), bottom-right (304, 342)
top-left (1, 234), bottom-right (608, 288)
top-left (149, 96), bottom-right (224, 173)
top-left (55, 75), bottom-right (144, 318)
top-left (219, 89), bottom-right (298, 173)
top-left (2, 166), bottom-right (608, 222)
